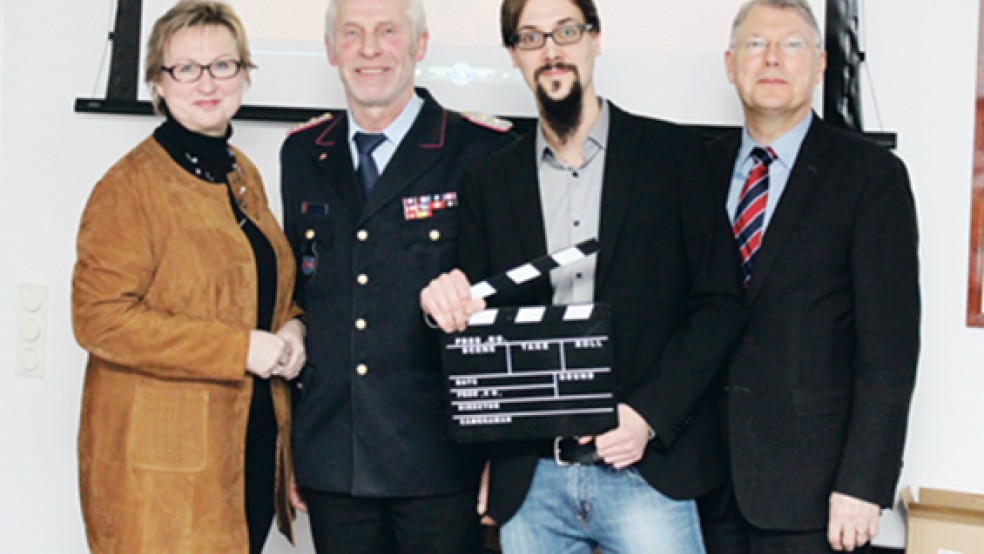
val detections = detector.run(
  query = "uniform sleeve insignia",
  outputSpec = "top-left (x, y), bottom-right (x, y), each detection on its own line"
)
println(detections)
top-left (461, 111), bottom-right (513, 133)
top-left (287, 112), bottom-right (334, 136)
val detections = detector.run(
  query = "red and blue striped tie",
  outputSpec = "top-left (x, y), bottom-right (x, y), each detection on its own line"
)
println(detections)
top-left (733, 146), bottom-right (775, 285)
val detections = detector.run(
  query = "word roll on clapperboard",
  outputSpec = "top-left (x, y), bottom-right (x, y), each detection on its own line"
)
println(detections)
top-left (441, 239), bottom-right (618, 442)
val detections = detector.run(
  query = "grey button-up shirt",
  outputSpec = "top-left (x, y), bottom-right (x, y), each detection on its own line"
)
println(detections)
top-left (535, 100), bottom-right (609, 305)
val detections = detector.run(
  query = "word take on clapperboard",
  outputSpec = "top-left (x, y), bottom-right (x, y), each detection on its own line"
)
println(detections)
top-left (440, 239), bottom-right (617, 442)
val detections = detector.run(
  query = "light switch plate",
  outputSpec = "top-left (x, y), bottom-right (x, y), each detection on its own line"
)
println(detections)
top-left (17, 284), bottom-right (48, 378)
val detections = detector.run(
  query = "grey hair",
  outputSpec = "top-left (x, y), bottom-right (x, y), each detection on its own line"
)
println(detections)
top-left (324, 0), bottom-right (428, 41)
top-left (730, 0), bottom-right (823, 49)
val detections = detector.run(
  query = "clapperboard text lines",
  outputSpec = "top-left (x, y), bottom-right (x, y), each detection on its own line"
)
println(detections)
top-left (445, 332), bottom-right (614, 424)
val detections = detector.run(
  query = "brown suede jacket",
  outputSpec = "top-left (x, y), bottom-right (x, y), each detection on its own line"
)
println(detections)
top-left (72, 137), bottom-right (300, 553)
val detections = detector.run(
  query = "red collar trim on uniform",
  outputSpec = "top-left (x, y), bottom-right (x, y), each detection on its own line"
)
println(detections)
top-left (418, 110), bottom-right (447, 150)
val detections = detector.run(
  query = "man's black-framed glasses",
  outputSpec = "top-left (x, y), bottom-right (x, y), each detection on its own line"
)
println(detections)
top-left (511, 23), bottom-right (595, 51)
top-left (161, 57), bottom-right (243, 83)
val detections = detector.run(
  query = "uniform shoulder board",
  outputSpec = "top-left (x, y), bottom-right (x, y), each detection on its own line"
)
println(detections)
top-left (287, 112), bottom-right (334, 136)
top-left (461, 111), bottom-right (513, 133)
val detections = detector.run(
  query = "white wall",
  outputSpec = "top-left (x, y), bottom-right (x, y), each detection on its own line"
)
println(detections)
top-left (0, 0), bottom-right (981, 551)
top-left (858, 0), bottom-right (984, 545)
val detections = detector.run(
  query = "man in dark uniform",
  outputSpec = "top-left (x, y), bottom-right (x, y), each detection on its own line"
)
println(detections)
top-left (279, 0), bottom-right (513, 552)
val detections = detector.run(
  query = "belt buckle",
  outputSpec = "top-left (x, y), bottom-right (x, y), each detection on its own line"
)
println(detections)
top-left (553, 436), bottom-right (571, 467)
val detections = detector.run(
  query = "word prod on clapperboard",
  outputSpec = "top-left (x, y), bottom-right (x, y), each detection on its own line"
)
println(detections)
top-left (439, 240), bottom-right (618, 442)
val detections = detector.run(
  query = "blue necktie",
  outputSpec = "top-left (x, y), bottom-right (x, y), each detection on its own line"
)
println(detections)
top-left (354, 132), bottom-right (386, 198)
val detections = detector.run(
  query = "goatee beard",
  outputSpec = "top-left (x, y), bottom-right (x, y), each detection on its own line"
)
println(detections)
top-left (535, 63), bottom-right (583, 143)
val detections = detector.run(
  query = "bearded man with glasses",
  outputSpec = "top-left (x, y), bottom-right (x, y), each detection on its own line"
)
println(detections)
top-left (420, 0), bottom-right (747, 551)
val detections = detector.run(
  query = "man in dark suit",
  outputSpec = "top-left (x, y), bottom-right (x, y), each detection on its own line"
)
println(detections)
top-left (698, 1), bottom-right (920, 552)
top-left (279, 0), bottom-right (513, 552)
top-left (420, 0), bottom-right (746, 550)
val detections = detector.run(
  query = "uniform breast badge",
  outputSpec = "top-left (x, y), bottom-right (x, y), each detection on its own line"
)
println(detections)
top-left (403, 192), bottom-right (458, 221)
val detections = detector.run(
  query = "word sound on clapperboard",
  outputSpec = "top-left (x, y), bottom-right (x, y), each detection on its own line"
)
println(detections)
top-left (440, 239), bottom-right (617, 442)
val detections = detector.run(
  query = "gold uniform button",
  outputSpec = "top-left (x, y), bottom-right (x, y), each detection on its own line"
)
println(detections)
top-left (357, 274), bottom-right (369, 286)
top-left (357, 229), bottom-right (369, 241)
top-left (305, 229), bottom-right (315, 240)
top-left (429, 229), bottom-right (441, 241)
top-left (356, 364), bottom-right (368, 376)
top-left (355, 318), bottom-right (367, 331)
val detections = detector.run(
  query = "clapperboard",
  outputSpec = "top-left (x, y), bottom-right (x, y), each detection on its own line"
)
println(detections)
top-left (441, 239), bottom-right (617, 442)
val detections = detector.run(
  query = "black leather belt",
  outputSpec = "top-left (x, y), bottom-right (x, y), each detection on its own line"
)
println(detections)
top-left (538, 437), bottom-right (603, 465)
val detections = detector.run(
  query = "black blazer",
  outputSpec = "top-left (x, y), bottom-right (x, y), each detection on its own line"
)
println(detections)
top-left (281, 88), bottom-right (514, 496)
top-left (710, 116), bottom-right (920, 530)
top-left (457, 102), bottom-right (747, 524)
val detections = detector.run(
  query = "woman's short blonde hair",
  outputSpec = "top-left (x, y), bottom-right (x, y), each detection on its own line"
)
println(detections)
top-left (144, 0), bottom-right (256, 115)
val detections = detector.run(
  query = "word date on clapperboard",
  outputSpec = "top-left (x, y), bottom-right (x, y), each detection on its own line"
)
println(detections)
top-left (440, 240), bottom-right (617, 442)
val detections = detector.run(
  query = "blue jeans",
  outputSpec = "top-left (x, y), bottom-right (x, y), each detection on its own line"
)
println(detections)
top-left (500, 459), bottom-right (706, 554)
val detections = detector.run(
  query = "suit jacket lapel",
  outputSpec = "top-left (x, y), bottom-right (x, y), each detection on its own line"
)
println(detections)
top-left (504, 133), bottom-right (549, 261)
top-left (595, 104), bottom-right (637, 293)
top-left (708, 132), bottom-right (741, 197)
top-left (311, 115), bottom-right (363, 216)
top-left (746, 117), bottom-right (831, 301)
top-left (360, 92), bottom-right (448, 223)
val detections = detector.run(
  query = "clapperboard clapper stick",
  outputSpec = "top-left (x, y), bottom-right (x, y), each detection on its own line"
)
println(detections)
top-left (467, 239), bottom-right (600, 301)
top-left (440, 238), bottom-right (618, 443)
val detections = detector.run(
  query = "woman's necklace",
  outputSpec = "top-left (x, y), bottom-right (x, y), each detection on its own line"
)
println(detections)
top-left (184, 149), bottom-right (248, 227)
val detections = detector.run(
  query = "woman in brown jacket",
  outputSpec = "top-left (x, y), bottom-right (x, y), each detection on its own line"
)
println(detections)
top-left (71, 2), bottom-right (304, 552)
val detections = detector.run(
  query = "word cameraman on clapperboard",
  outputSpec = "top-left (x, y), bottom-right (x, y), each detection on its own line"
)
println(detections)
top-left (280, 0), bottom-right (515, 552)
top-left (420, 0), bottom-right (747, 551)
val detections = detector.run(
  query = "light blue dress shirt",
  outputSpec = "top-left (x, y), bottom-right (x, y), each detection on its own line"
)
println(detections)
top-left (726, 112), bottom-right (813, 235)
top-left (346, 92), bottom-right (425, 174)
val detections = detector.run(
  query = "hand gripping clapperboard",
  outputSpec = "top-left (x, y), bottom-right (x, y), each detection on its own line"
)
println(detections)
top-left (441, 239), bottom-right (617, 442)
